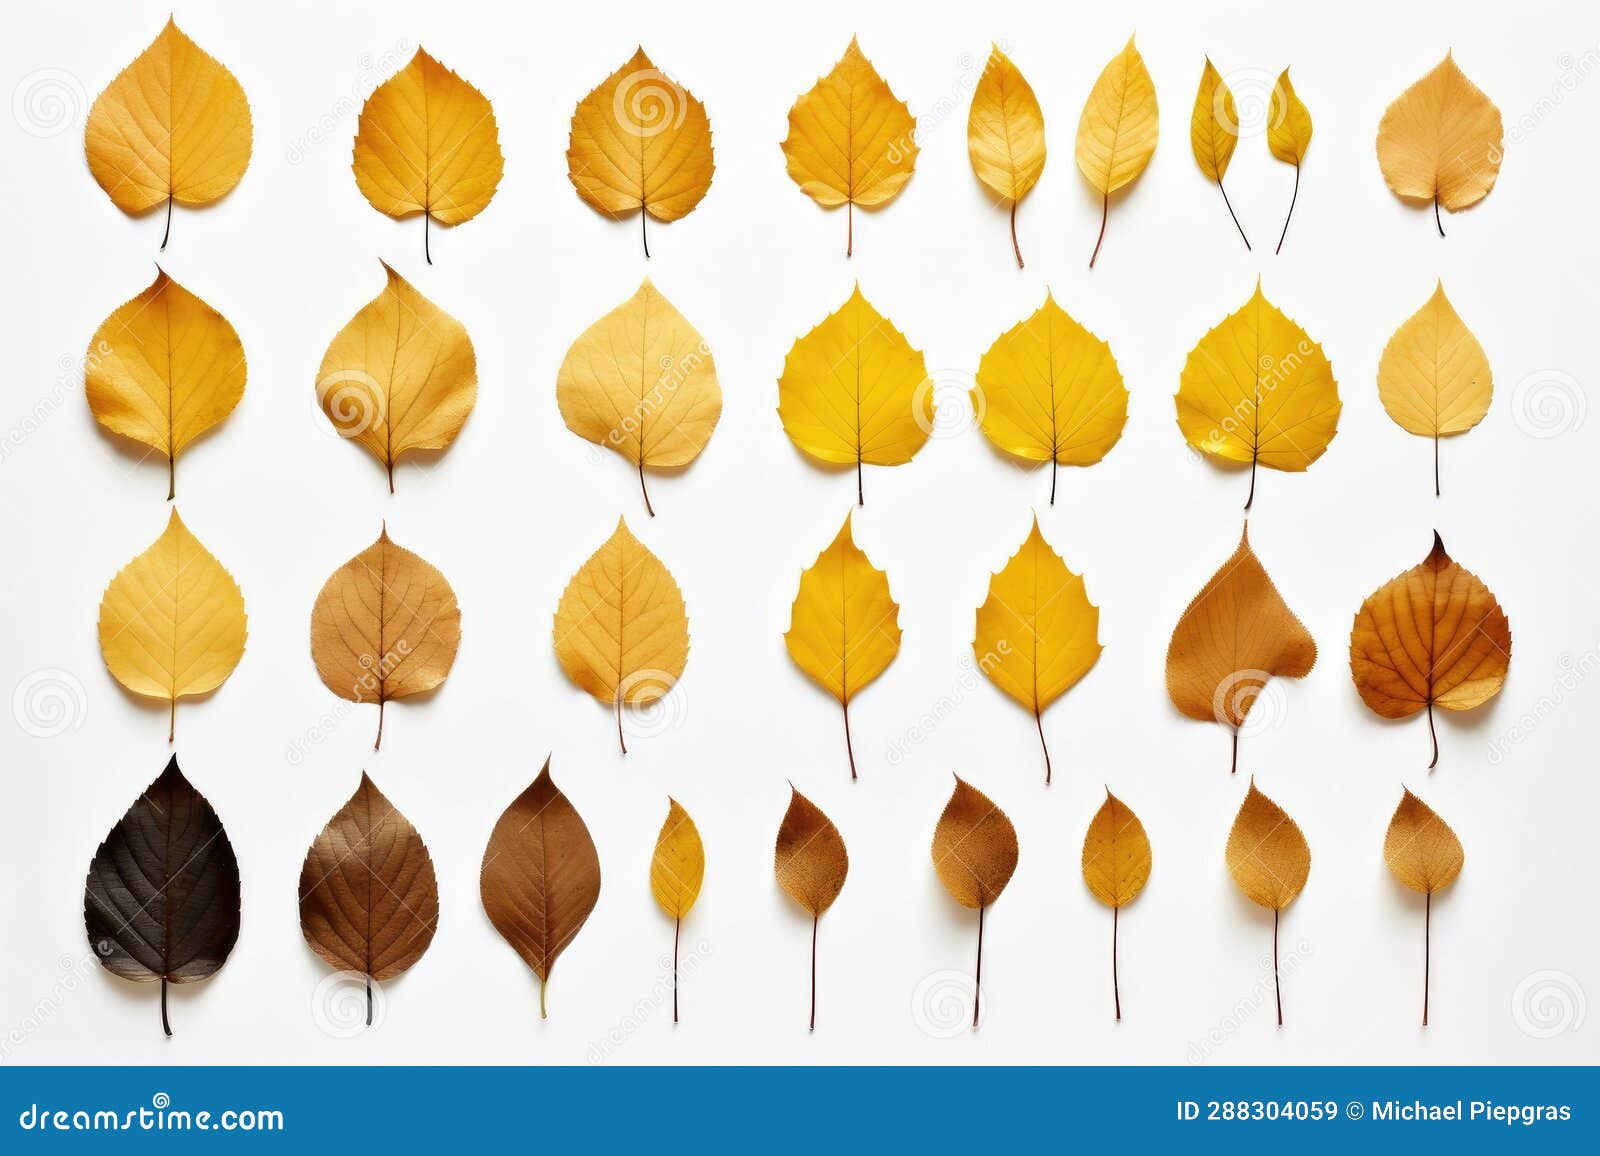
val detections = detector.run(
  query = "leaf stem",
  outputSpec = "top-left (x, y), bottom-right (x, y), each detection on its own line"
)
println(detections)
top-left (1113, 905), bottom-right (1122, 1021)
top-left (425, 212), bottom-right (432, 265)
top-left (1088, 193), bottom-right (1108, 268)
top-left (846, 200), bottom-right (853, 259)
top-left (673, 916), bottom-right (681, 1024)
top-left (160, 193), bottom-right (172, 252)
top-left (168, 697), bottom-right (175, 744)
top-left (842, 698), bottom-right (857, 781)
top-left (1245, 453), bottom-right (1259, 511)
top-left (161, 976), bottom-right (171, 1037)
top-left (1275, 163), bottom-right (1301, 255)
top-left (1423, 891), bottom-right (1432, 1027)
top-left (973, 905), bottom-right (985, 1028)
top-left (366, 975), bottom-right (373, 1026)
top-left (1034, 706), bottom-right (1052, 786)
top-left (1049, 458), bottom-right (1057, 506)
top-left (1434, 196), bottom-right (1445, 238)
top-left (1434, 434), bottom-right (1441, 498)
top-left (540, 978), bottom-right (548, 1020)
top-left (387, 460), bottom-right (395, 495)
top-left (616, 688), bottom-right (628, 755)
top-left (1274, 908), bottom-right (1283, 1027)
top-left (1427, 700), bottom-right (1438, 770)
top-left (1230, 728), bottom-right (1238, 775)
top-left (641, 207), bottom-right (650, 260)
top-left (809, 914), bottom-right (818, 1032)
top-left (855, 455), bottom-right (863, 507)
top-left (1010, 201), bottom-right (1023, 269)
top-left (638, 457), bottom-right (655, 517)
top-left (1218, 180), bottom-right (1251, 250)
top-left (167, 454), bottom-right (175, 501)
top-left (374, 699), bottom-right (385, 751)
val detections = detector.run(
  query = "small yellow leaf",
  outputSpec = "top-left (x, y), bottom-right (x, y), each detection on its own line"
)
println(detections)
top-left (1082, 789), bottom-right (1151, 909)
top-left (784, 511), bottom-right (900, 781)
top-left (1268, 68), bottom-right (1313, 166)
top-left (931, 776), bottom-right (1019, 909)
top-left (315, 261), bottom-right (477, 493)
top-left (967, 45), bottom-right (1046, 267)
top-left (85, 268), bottom-right (245, 499)
top-left (777, 284), bottom-right (930, 504)
top-left (1075, 35), bottom-right (1159, 266)
top-left (556, 279), bottom-right (722, 516)
top-left (973, 516), bottom-right (1101, 784)
top-left (1383, 788), bottom-right (1464, 895)
top-left (567, 47), bottom-right (714, 255)
top-left (1376, 53), bottom-right (1503, 230)
top-left (782, 37), bottom-right (917, 256)
top-left (1376, 281), bottom-right (1493, 495)
top-left (98, 509), bottom-right (247, 740)
top-left (309, 525), bottom-right (461, 750)
top-left (352, 48), bottom-right (504, 260)
top-left (85, 18), bottom-right (252, 228)
top-left (1190, 58), bottom-right (1239, 183)
top-left (1349, 532), bottom-right (1511, 768)
top-left (1225, 780), bottom-right (1311, 911)
top-left (1175, 280), bottom-right (1341, 508)
top-left (972, 291), bottom-right (1128, 504)
top-left (1165, 524), bottom-right (1316, 772)
top-left (650, 798), bottom-right (705, 920)
top-left (553, 517), bottom-right (689, 753)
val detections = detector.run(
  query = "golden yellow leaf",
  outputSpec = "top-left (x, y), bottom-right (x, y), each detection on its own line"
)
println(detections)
top-left (1191, 58), bottom-right (1250, 250)
top-left (98, 509), bottom-right (246, 740)
top-left (1376, 281), bottom-right (1493, 496)
top-left (84, 17), bottom-right (252, 244)
top-left (352, 47), bottom-right (504, 263)
top-left (967, 45), bottom-right (1046, 268)
top-left (1082, 787), bottom-right (1152, 1020)
top-left (85, 268), bottom-right (245, 499)
top-left (1075, 35), bottom-right (1159, 267)
top-left (567, 47), bottom-right (714, 257)
top-left (1165, 524), bottom-right (1316, 773)
top-left (1376, 52), bottom-right (1503, 234)
top-left (1383, 786), bottom-right (1464, 1026)
top-left (784, 511), bottom-right (900, 781)
top-left (1267, 67), bottom-right (1312, 253)
top-left (650, 796), bottom-right (704, 1023)
top-left (310, 524), bottom-right (461, 750)
top-left (555, 278), bottom-right (722, 516)
top-left (774, 786), bottom-right (848, 1030)
top-left (931, 775), bottom-right (1017, 1028)
top-left (973, 516), bottom-right (1101, 784)
top-left (1349, 532), bottom-right (1511, 769)
top-left (553, 517), bottom-right (689, 753)
top-left (782, 36), bottom-right (916, 257)
top-left (1225, 779), bottom-right (1310, 1024)
top-left (315, 261), bottom-right (477, 493)
top-left (1175, 280), bottom-right (1341, 509)
top-left (972, 291), bottom-right (1128, 504)
top-left (777, 284), bottom-right (930, 504)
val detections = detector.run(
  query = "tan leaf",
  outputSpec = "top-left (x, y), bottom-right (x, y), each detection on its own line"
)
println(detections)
top-left (774, 786), bottom-right (848, 1031)
top-left (1383, 787), bottom-right (1464, 1026)
top-left (1081, 788), bottom-right (1152, 1020)
top-left (930, 776), bottom-right (1018, 1028)
top-left (1224, 779), bottom-right (1310, 1024)
top-left (1075, 35), bottom-right (1159, 266)
top-left (1376, 52), bottom-right (1503, 233)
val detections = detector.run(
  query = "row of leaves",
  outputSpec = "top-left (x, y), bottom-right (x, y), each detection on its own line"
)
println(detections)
top-left (86, 23), bottom-right (1503, 264)
top-left (86, 757), bottom-right (1462, 1035)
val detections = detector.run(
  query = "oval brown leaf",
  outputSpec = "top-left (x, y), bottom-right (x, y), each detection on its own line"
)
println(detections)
top-left (1384, 787), bottom-right (1465, 1027)
top-left (299, 773), bottom-right (439, 1028)
top-left (480, 758), bottom-right (601, 1019)
top-left (1225, 779), bottom-right (1310, 1026)
top-left (1081, 788), bottom-right (1152, 1020)
top-left (931, 776), bottom-right (1018, 909)
top-left (774, 786), bottom-right (848, 1031)
top-left (84, 755), bottom-right (240, 1037)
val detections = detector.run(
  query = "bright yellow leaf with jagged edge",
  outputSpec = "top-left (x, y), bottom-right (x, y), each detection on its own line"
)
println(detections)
top-left (1377, 281), bottom-right (1493, 496)
top-left (974, 515), bottom-right (1101, 784)
top-left (1377, 53), bottom-right (1503, 232)
top-left (973, 292), bottom-right (1128, 505)
top-left (1190, 58), bottom-right (1239, 183)
top-left (86, 268), bottom-right (245, 499)
top-left (553, 517), bottom-right (689, 753)
top-left (98, 509), bottom-right (246, 740)
top-left (315, 261), bottom-right (477, 493)
top-left (84, 17), bottom-right (252, 234)
top-left (967, 45), bottom-right (1046, 268)
top-left (782, 37), bottom-right (916, 257)
top-left (1267, 68), bottom-right (1313, 253)
top-left (650, 798), bottom-right (705, 920)
top-left (784, 511), bottom-right (900, 781)
top-left (1075, 35), bottom-right (1158, 267)
top-left (556, 279), bottom-right (722, 517)
top-left (567, 47), bottom-right (714, 256)
top-left (777, 285), bottom-right (930, 505)
top-left (1175, 280), bottom-right (1341, 509)
top-left (352, 47), bottom-right (504, 262)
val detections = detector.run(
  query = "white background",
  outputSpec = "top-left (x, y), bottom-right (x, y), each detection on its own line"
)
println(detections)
top-left (2, 0), bottom-right (1596, 1066)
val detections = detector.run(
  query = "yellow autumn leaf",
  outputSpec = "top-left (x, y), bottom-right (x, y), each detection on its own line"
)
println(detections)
top-left (85, 268), bottom-right (245, 499)
top-left (1383, 787), bottom-right (1465, 1026)
top-left (553, 517), bottom-right (689, 753)
top-left (782, 37), bottom-right (917, 257)
top-left (1377, 281), bottom-right (1493, 496)
top-left (784, 511), bottom-right (901, 781)
top-left (1376, 52), bottom-right (1503, 235)
top-left (972, 291), bottom-right (1128, 504)
top-left (98, 509), bottom-right (247, 740)
top-left (315, 261), bottom-right (477, 493)
top-left (1225, 779), bottom-right (1310, 1025)
top-left (567, 47), bottom-right (715, 257)
top-left (1175, 280), bottom-right (1341, 509)
top-left (1081, 788), bottom-right (1152, 1020)
top-left (973, 515), bottom-right (1101, 784)
top-left (1191, 58), bottom-right (1250, 250)
top-left (556, 278), bottom-right (722, 516)
top-left (777, 284), bottom-right (930, 504)
top-left (1165, 524), bottom-right (1316, 774)
top-left (1267, 67), bottom-right (1312, 253)
top-left (1075, 35), bottom-right (1158, 267)
top-left (967, 45), bottom-right (1046, 268)
top-left (352, 47), bottom-right (504, 264)
top-left (650, 796), bottom-right (704, 1023)
top-left (84, 17), bottom-right (252, 245)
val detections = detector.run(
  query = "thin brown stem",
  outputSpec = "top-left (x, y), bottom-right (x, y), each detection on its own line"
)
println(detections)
top-left (1245, 453), bottom-right (1259, 511)
top-left (161, 976), bottom-right (171, 1037)
top-left (846, 200), bottom-right (853, 259)
top-left (616, 689), bottom-right (628, 755)
top-left (1427, 701), bottom-right (1438, 770)
top-left (1088, 193), bottom-right (1108, 268)
top-left (973, 905), bottom-right (986, 1028)
top-left (855, 456), bottom-right (863, 506)
top-left (673, 916), bottom-right (681, 1024)
top-left (160, 193), bottom-right (172, 251)
top-left (842, 698), bottom-right (857, 781)
top-left (1049, 458), bottom-right (1057, 506)
top-left (1034, 706), bottom-right (1052, 785)
top-left (425, 212), bottom-right (433, 264)
top-left (167, 698), bottom-right (175, 744)
top-left (1434, 196), bottom-right (1445, 238)
top-left (1010, 201), bottom-right (1023, 269)
top-left (1434, 435), bottom-right (1441, 498)
top-left (1230, 728), bottom-right (1238, 775)
top-left (387, 460), bottom-right (395, 495)
top-left (641, 208), bottom-right (650, 260)
top-left (1218, 180), bottom-right (1251, 250)
top-left (809, 914), bottom-right (818, 1031)
top-left (1113, 906), bottom-right (1122, 1021)
top-left (1274, 908), bottom-right (1283, 1027)
top-left (540, 978), bottom-right (548, 1019)
top-left (1423, 891), bottom-right (1432, 1027)
top-left (366, 975), bottom-right (373, 1026)
top-left (638, 457), bottom-right (655, 517)
top-left (1275, 163), bottom-right (1301, 255)
top-left (374, 699), bottom-right (385, 751)
top-left (167, 454), bottom-right (175, 501)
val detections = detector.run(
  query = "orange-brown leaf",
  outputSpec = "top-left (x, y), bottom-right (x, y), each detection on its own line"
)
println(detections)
top-left (930, 777), bottom-right (1018, 909)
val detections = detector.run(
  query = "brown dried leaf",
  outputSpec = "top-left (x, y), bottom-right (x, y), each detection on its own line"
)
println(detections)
top-left (774, 786), bottom-right (848, 1031)
top-left (931, 777), bottom-right (1018, 909)
top-left (1383, 788), bottom-right (1464, 895)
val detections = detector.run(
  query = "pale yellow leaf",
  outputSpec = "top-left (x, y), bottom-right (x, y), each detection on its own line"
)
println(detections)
top-left (1376, 53), bottom-right (1503, 225)
top-left (1075, 35), bottom-right (1158, 266)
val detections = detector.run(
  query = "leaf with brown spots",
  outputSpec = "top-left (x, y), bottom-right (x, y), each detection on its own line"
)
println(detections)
top-left (774, 786), bottom-right (848, 1030)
